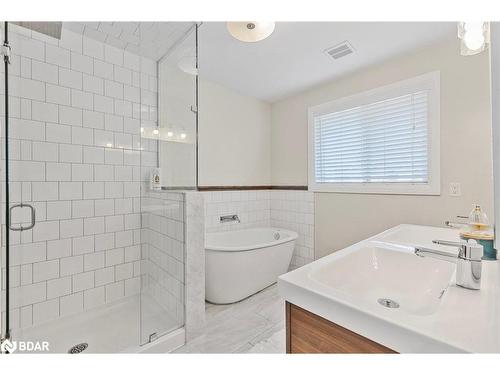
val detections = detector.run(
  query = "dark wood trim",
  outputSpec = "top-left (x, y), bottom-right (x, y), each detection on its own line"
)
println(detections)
top-left (161, 186), bottom-right (197, 191)
top-left (286, 301), bottom-right (291, 353)
top-left (271, 186), bottom-right (308, 190)
top-left (197, 185), bottom-right (308, 191)
top-left (198, 186), bottom-right (272, 191)
top-left (286, 302), bottom-right (397, 354)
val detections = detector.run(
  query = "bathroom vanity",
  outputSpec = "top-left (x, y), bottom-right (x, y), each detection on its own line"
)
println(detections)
top-left (278, 224), bottom-right (500, 353)
top-left (285, 302), bottom-right (395, 353)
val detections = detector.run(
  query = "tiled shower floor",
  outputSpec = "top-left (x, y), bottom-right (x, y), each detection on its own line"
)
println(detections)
top-left (12, 294), bottom-right (179, 353)
top-left (175, 284), bottom-right (286, 353)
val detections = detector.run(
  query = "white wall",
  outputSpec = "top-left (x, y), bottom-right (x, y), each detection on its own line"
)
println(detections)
top-left (271, 39), bottom-right (494, 258)
top-left (198, 79), bottom-right (271, 186)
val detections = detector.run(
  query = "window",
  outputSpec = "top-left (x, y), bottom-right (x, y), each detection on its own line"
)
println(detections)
top-left (308, 71), bottom-right (440, 195)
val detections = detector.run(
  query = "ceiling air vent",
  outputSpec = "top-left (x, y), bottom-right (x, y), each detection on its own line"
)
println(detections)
top-left (325, 41), bottom-right (355, 60)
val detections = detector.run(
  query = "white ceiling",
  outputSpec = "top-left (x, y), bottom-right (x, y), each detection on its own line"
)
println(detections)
top-left (198, 22), bottom-right (457, 102)
top-left (62, 22), bottom-right (194, 60)
top-left (60, 22), bottom-right (458, 103)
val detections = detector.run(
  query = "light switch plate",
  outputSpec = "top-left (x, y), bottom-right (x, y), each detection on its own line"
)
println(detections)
top-left (449, 182), bottom-right (461, 197)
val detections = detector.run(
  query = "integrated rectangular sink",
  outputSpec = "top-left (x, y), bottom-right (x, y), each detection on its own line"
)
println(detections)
top-left (279, 224), bottom-right (500, 353)
top-left (375, 224), bottom-right (461, 247)
top-left (309, 243), bottom-right (456, 316)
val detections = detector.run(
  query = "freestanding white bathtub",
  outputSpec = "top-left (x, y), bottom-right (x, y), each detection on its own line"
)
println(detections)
top-left (205, 227), bottom-right (298, 304)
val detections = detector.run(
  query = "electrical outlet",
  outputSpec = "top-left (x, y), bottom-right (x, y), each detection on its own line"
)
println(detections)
top-left (449, 182), bottom-right (461, 197)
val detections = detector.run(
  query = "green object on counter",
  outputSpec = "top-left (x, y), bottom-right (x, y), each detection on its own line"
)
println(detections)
top-left (478, 239), bottom-right (496, 260)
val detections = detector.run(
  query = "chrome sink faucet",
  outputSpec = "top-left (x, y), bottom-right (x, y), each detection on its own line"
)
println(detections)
top-left (414, 239), bottom-right (483, 290)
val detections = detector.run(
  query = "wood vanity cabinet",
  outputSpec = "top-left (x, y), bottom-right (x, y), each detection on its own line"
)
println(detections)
top-left (285, 302), bottom-right (397, 353)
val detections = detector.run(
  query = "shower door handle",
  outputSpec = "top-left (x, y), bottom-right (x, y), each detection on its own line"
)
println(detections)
top-left (9, 203), bottom-right (36, 231)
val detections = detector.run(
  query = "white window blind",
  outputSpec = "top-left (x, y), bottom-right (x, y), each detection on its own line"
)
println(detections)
top-left (308, 71), bottom-right (440, 195)
top-left (314, 91), bottom-right (429, 184)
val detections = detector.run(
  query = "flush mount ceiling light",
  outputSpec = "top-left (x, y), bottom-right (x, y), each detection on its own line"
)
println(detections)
top-left (227, 22), bottom-right (275, 42)
top-left (458, 22), bottom-right (490, 56)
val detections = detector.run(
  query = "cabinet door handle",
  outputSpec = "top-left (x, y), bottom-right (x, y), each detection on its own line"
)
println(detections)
top-left (9, 203), bottom-right (36, 231)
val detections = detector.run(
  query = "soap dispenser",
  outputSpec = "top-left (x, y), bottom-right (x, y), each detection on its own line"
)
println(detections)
top-left (468, 204), bottom-right (489, 231)
top-left (150, 168), bottom-right (162, 191)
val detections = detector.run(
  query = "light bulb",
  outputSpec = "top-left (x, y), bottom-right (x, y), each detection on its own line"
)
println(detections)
top-left (140, 127), bottom-right (144, 133)
top-left (167, 131), bottom-right (173, 137)
top-left (459, 22), bottom-right (487, 53)
top-left (152, 129), bottom-right (159, 135)
top-left (464, 31), bottom-right (485, 50)
top-left (180, 133), bottom-right (187, 139)
top-left (106, 143), bottom-right (113, 148)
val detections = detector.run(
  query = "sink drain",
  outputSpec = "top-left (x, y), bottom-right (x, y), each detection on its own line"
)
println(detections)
top-left (377, 298), bottom-right (400, 309)
top-left (68, 343), bottom-right (88, 354)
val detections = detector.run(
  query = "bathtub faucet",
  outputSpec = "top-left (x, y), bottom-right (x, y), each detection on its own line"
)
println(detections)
top-left (220, 214), bottom-right (240, 224)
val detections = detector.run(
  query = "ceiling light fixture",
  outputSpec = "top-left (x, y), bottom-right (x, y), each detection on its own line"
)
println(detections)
top-left (458, 22), bottom-right (490, 56)
top-left (227, 22), bottom-right (275, 42)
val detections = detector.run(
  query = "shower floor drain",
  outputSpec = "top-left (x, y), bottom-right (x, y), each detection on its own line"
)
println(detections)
top-left (68, 343), bottom-right (88, 354)
top-left (377, 298), bottom-right (400, 309)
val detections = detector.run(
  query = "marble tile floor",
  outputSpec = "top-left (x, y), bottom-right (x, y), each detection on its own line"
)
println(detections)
top-left (174, 284), bottom-right (286, 353)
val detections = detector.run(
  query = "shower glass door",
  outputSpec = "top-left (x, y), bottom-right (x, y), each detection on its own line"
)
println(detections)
top-left (1, 21), bottom-right (196, 353)
top-left (1, 22), bottom-right (47, 351)
top-left (1, 21), bottom-right (10, 347)
top-left (1, 21), bottom-right (143, 353)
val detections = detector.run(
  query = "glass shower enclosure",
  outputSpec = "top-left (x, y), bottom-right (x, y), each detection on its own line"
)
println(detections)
top-left (0, 21), bottom-right (198, 353)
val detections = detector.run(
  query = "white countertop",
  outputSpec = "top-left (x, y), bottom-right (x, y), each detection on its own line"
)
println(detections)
top-left (278, 224), bottom-right (500, 353)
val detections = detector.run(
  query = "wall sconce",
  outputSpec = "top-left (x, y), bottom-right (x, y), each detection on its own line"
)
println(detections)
top-left (458, 22), bottom-right (490, 56)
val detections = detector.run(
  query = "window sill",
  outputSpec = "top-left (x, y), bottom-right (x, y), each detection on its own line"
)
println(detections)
top-left (309, 183), bottom-right (441, 196)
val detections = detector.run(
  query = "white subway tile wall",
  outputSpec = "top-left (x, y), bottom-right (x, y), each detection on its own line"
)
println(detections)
top-left (0, 25), bottom-right (158, 329)
top-left (202, 190), bottom-right (315, 268)
top-left (270, 190), bottom-right (315, 268)
top-left (141, 190), bottom-right (185, 325)
top-left (204, 190), bottom-right (271, 232)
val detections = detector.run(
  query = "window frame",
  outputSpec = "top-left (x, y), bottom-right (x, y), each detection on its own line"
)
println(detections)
top-left (308, 71), bottom-right (441, 195)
